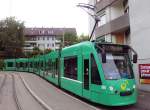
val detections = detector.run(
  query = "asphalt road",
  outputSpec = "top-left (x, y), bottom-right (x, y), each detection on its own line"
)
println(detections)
top-left (14, 73), bottom-right (45, 110)
top-left (0, 73), bottom-right (18, 110)
top-left (20, 72), bottom-right (99, 110)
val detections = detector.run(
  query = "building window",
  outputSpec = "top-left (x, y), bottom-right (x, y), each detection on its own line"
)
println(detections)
top-left (64, 57), bottom-right (77, 80)
top-left (48, 30), bottom-right (53, 34)
top-left (43, 37), bottom-right (45, 40)
top-left (47, 44), bottom-right (49, 47)
top-left (52, 37), bottom-right (54, 40)
top-left (96, 35), bottom-right (112, 43)
top-left (98, 14), bottom-right (106, 27)
top-left (42, 30), bottom-right (45, 34)
top-left (96, 0), bottom-right (101, 3)
top-left (47, 37), bottom-right (49, 40)
top-left (91, 54), bottom-right (101, 85)
top-left (38, 37), bottom-right (40, 40)
top-left (52, 43), bottom-right (54, 47)
top-left (96, 36), bottom-right (105, 43)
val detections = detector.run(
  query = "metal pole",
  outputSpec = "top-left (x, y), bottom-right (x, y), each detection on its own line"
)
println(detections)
top-left (89, 18), bottom-right (99, 41)
top-left (62, 29), bottom-right (65, 48)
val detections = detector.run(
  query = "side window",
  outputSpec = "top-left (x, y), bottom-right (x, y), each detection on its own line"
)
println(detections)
top-left (55, 58), bottom-right (59, 75)
top-left (16, 63), bottom-right (19, 68)
top-left (48, 59), bottom-right (51, 70)
top-left (30, 62), bottom-right (33, 68)
top-left (20, 62), bottom-right (23, 67)
top-left (37, 62), bottom-right (39, 68)
top-left (91, 54), bottom-right (102, 85)
top-left (8, 62), bottom-right (13, 67)
top-left (41, 61), bottom-right (43, 67)
top-left (64, 57), bottom-right (77, 80)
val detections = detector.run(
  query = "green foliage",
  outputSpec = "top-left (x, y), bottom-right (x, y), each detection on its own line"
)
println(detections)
top-left (78, 34), bottom-right (89, 42)
top-left (0, 17), bottom-right (25, 58)
top-left (25, 47), bottom-right (52, 58)
top-left (0, 59), bottom-right (4, 70)
top-left (63, 32), bottom-right (78, 46)
top-left (32, 46), bottom-right (41, 56)
top-left (44, 48), bottom-right (52, 54)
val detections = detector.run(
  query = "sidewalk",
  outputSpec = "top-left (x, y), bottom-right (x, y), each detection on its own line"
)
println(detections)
top-left (135, 90), bottom-right (150, 110)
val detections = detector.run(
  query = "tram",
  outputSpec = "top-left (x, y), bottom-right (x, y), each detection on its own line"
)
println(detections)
top-left (4, 41), bottom-right (138, 106)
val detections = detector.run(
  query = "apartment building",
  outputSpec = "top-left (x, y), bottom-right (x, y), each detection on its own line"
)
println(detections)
top-left (89, 0), bottom-right (150, 91)
top-left (90, 0), bottom-right (130, 44)
top-left (24, 28), bottom-right (76, 51)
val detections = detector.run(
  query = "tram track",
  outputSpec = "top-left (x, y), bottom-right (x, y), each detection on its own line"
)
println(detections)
top-left (0, 74), bottom-right (7, 103)
top-left (16, 73), bottom-right (51, 110)
top-left (0, 73), bottom-right (22, 110)
top-left (0, 74), bottom-right (7, 93)
top-left (12, 74), bottom-right (23, 110)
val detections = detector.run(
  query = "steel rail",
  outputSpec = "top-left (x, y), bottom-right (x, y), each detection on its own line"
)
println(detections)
top-left (0, 74), bottom-right (7, 103)
top-left (0, 74), bottom-right (7, 93)
top-left (12, 74), bottom-right (23, 110)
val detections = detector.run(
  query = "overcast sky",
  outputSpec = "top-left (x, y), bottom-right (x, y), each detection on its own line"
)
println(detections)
top-left (0, 0), bottom-right (89, 35)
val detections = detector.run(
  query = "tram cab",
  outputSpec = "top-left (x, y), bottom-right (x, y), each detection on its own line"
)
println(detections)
top-left (89, 43), bottom-right (137, 106)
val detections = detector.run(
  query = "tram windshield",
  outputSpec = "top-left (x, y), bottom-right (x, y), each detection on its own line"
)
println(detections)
top-left (101, 53), bottom-right (134, 80)
top-left (96, 44), bottom-right (134, 80)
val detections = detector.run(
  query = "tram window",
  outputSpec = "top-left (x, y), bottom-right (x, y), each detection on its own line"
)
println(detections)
top-left (24, 63), bottom-right (26, 67)
top-left (8, 62), bottom-right (13, 67)
top-left (37, 62), bottom-right (39, 67)
top-left (34, 62), bottom-right (36, 68)
top-left (26, 63), bottom-right (28, 67)
top-left (64, 57), bottom-right (77, 80)
top-left (91, 54), bottom-right (102, 85)
top-left (30, 62), bottom-right (33, 68)
top-left (20, 62), bottom-right (23, 67)
top-left (47, 60), bottom-right (51, 70)
top-left (40, 62), bottom-right (42, 67)
top-left (55, 58), bottom-right (59, 75)
top-left (16, 63), bottom-right (19, 68)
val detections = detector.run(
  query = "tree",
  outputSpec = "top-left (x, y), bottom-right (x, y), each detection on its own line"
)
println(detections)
top-left (0, 17), bottom-right (25, 58)
top-left (44, 48), bottom-right (52, 54)
top-left (63, 32), bottom-right (78, 46)
top-left (32, 46), bottom-right (41, 56)
top-left (78, 34), bottom-right (89, 42)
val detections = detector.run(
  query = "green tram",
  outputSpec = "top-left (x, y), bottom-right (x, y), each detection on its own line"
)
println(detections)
top-left (4, 41), bottom-right (138, 106)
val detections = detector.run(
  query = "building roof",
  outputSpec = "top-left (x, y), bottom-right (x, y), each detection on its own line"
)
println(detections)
top-left (24, 28), bottom-right (77, 37)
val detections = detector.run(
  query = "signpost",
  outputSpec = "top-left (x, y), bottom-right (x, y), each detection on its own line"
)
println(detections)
top-left (139, 64), bottom-right (150, 84)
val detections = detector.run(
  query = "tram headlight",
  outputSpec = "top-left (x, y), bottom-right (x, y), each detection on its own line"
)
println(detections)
top-left (133, 85), bottom-right (136, 89)
top-left (109, 86), bottom-right (114, 91)
top-left (101, 85), bottom-right (106, 90)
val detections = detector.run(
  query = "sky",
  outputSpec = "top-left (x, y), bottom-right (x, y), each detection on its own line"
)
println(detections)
top-left (0, 0), bottom-right (89, 35)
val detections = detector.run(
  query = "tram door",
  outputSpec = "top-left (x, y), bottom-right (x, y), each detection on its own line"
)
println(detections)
top-left (83, 55), bottom-right (91, 99)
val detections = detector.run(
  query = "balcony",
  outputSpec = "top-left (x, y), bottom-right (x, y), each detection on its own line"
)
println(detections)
top-left (95, 13), bottom-right (129, 37)
top-left (25, 40), bottom-right (37, 43)
top-left (23, 46), bottom-right (34, 52)
top-left (55, 40), bottom-right (61, 44)
top-left (96, 0), bottom-right (118, 12)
